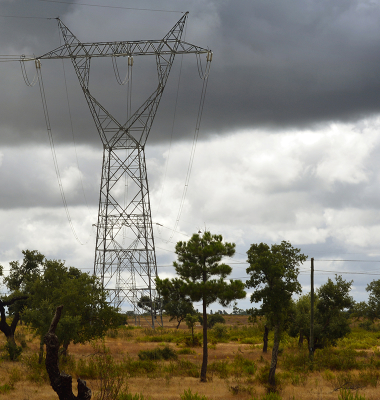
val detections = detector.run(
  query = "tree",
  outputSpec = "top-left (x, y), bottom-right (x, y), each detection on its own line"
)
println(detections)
top-left (246, 241), bottom-right (307, 389)
top-left (156, 231), bottom-right (246, 382)
top-left (0, 250), bottom-right (44, 343)
top-left (155, 278), bottom-right (195, 328)
top-left (22, 258), bottom-right (121, 361)
top-left (366, 279), bottom-right (380, 322)
top-left (44, 306), bottom-right (92, 400)
top-left (313, 275), bottom-right (353, 348)
top-left (288, 294), bottom-right (313, 347)
top-left (185, 313), bottom-right (199, 345)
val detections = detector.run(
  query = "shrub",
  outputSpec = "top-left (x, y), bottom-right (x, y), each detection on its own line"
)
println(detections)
top-left (338, 389), bottom-right (367, 400)
top-left (208, 360), bottom-right (229, 379)
top-left (177, 348), bottom-right (196, 355)
top-left (92, 344), bottom-right (127, 400)
top-left (24, 354), bottom-right (49, 384)
top-left (180, 388), bottom-right (209, 400)
top-left (122, 358), bottom-right (157, 377)
top-left (118, 391), bottom-right (150, 400)
top-left (3, 341), bottom-right (22, 361)
top-left (0, 384), bottom-right (13, 395)
top-left (212, 323), bottom-right (228, 340)
top-left (314, 348), bottom-right (359, 371)
top-left (138, 345), bottom-right (177, 361)
top-left (251, 392), bottom-right (283, 400)
top-left (231, 353), bottom-right (257, 376)
top-left (76, 358), bottom-right (98, 379)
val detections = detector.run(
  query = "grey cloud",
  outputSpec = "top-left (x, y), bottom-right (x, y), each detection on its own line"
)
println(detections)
top-left (2, 1), bottom-right (380, 146)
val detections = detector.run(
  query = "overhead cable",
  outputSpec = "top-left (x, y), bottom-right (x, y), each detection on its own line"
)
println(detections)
top-left (167, 55), bottom-right (212, 243)
top-left (37, 0), bottom-right (184, 13)
top-left (35, 61), bottom-right (86, 245)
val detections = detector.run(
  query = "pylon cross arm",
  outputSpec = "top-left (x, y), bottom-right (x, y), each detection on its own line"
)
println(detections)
top-left (38, 40), bottom-right (209, 60)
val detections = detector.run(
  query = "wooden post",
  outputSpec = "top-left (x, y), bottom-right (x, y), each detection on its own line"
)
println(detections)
top-left (309, 257), bottom-right (314, 363)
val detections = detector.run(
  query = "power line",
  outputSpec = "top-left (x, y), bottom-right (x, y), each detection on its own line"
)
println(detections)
top-left (37, 0), bottom-right (184, 13)
top-left (0, 15), bottom-right (53, 19)
top-left (36, 62), bottom-right (86, 245)
top-left (167, 56), bottom-right (212, 242)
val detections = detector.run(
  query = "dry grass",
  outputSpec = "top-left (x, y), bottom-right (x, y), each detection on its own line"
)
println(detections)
top-left (0, 316), bottom-right (379, 400)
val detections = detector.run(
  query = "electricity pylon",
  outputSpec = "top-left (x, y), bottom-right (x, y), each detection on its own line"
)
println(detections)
top-left (38, 14), bottom-right (211, 326)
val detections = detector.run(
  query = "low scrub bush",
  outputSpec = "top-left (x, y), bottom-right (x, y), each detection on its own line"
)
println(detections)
top-left (282, 347), bottom-right (309, 372)
top-left (76, 358), bottom-right (98, 379)
top-left (177, 348), bottom-right (196, 355)
top-left (122, 358), bottom-right (157, 377)
top-left (338, 389), bottom-right (367, 400)
top-left (208, 360), bottom-right (229, 379)
top-left (251, 393), bottom-right (283, 400)
top-left (3, 340), bottom-right (22, 361)
top-left (174, 359), bottom-right (200, 378)
top-left (314, 348), bottom-right (360, 371)
top-left (92, 344), bottom-right (127, 400)
top-left (212, 323), bottom-right (229, 340)
top-left (180, 388), bottom-right (209, 400)
top-left (231, 353), bottom-right (257, 376)
top-left (0, 383), bottom-right (13, 395)
top-left (118, 392), bottom-right (151, 400)
top-left (24, 353), bottom-right (49, 384)
top-left (138, 345), bottom-right (177, 361)
top-left (358, 368), bottom-right (380, 387)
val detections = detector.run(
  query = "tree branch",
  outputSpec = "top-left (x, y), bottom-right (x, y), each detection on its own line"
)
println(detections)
top-left (44, 305), bottom-right (92, 400)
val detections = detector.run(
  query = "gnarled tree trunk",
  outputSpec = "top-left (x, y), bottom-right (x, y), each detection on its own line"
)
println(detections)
top-left (44, 305), bottom-right (91, 400)
top-left (0, 297), bottom-right (27, 343)
top-left (268, 324), bottom-right (280, 389)
top-left (263, 325), bottom-right (269, 353)
top-left (200, 297), bottom-right (208, 382)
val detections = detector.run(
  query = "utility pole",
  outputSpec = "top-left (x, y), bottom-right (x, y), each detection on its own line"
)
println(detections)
top-left (36, 14), bottom-right (211, 327)
top-left (309, 257), bottom-right (314, 362)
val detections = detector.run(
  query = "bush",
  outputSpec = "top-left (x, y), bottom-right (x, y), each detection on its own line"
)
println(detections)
top-left (24, 354), bottom-right (49, 384)
top-left (314, 348), bottom-right (359, 371)
top-left (177, 348), bottom-right (196, 355)
top-left (338, 389), bottom-right (367, 400)
top-left (3, 341), bottom-right (22, 361)
top-left (118, 391), bottom-right (150, 400)
top-left (92, 344), bottom-right (127, 400)
top-left (180, 388), bottom-right (209, 400)
top-left (0, 384), bottom-right (13, 395)
top-left (212, 323), bottom-right (228, 340)
top-left (138, 345), bottom-right (177, 361)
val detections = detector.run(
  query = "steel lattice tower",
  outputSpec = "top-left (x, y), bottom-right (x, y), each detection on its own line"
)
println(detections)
top-left (37, 14), bottom-right (210, 326)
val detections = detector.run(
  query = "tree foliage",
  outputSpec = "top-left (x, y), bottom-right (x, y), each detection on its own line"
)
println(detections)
top-left (246, 241), bottom-right (306, 388)
top-left (22, 258), bottom-right (121, 356)
top-left (155, 278), bottom-right (195, 328)
top-left (366, 279), bottom-right (380, 322)
top-left (314, 275), bottom-right (353, 348)
top-left (157, 231), bottom-right (246, 382)
top-left (0, 250), bottom-right (44, 343)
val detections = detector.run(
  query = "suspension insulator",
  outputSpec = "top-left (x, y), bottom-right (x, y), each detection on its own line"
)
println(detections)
top-left (128, 56), bottom-right (134, 66)
top-left (206, 51), bottom-right (213, 62)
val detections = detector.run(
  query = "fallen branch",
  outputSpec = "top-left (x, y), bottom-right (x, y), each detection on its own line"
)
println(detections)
top-left (44, 305), bottom-right (92, 400)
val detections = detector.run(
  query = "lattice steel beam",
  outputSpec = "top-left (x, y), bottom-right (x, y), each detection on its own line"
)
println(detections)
top-left (36, 13), bottom-right (211, 327)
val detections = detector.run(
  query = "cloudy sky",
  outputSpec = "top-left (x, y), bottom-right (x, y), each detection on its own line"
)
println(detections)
top-left (1, 0), bottom-right (380, 311)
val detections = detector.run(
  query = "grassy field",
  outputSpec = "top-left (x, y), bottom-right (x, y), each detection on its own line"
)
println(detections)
top-left (0, 315), bottom-right (379, 400)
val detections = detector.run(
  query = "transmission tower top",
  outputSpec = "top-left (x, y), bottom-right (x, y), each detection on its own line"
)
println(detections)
top-left (37, 13), bottom-right (210, 61)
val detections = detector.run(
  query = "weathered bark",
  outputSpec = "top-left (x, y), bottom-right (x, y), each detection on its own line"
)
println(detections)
top-left (263, 325), bottom-right (269, 353)
top-left (268, 325), bottom-right (280, 389)
top-left (0, 296), bottom-right (28, 342)
top-left (39, 338), bottom-right (44, 364)
top-left (200, 299), bottom-right (208, 382)
top-left (298, 329), bottom-right (304, 347)
top-left (44, 305), bottom-right (92, 400)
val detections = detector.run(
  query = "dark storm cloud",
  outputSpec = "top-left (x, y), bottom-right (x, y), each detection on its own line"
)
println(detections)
top-left (2, 0), bottom-right (380, 146)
